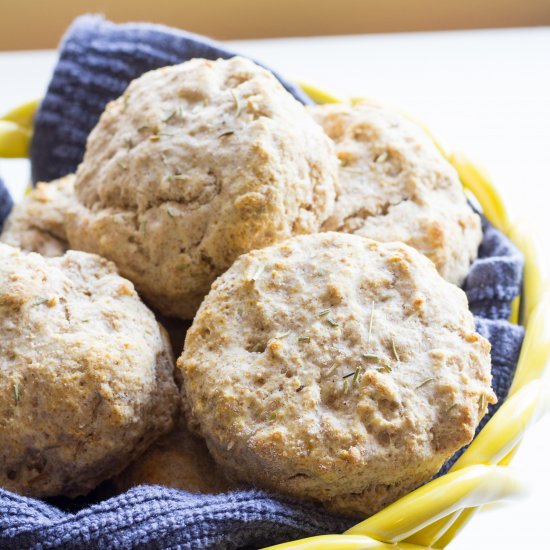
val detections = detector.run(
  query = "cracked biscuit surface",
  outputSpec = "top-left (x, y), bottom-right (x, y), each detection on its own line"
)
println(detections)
top-left (179, 232), bottom-right (495, 517)
top-left (308, 101), bottom-right (482, 285)
top-left (0, 174), bottom-right (74, 257)
top-left (66, 56), bottom-right (337, 318)
top-left (0, 244), bottom-right (178, 497)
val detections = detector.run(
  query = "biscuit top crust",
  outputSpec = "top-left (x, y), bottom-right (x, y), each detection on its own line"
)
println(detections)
top-left (180, 232), bottom-right (494, 512)
top-left (0, 174), bottom-right (75, 257)
top-left (67, 56), bottom-right (337, 318)
top-left (309, 101), bottom-right (482, 285)
top-left (0, 244), bottom-right (178, 497)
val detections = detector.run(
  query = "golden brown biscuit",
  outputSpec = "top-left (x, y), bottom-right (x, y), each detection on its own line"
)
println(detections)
top-left (0, 174), bottom-right (75, 257)
top-left (0, 244), bottom-right (178, 497)
top-left (66, 56), bottom-right (337, 318)
top-left (179, 232), bottom-right (495, 517)
top-left (309, 101), bottom-right (482, 285)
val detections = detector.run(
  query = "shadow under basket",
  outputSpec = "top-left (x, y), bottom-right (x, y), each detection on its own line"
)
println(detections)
top-left (1, 87), bottom-right (549, 550)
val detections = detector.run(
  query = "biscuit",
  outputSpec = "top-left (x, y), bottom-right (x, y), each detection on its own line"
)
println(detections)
top-left (0, 174), bottom-right (74, 257)
top-left (179, 232), bottom-right (495, 517)
top-left (308, 101), bottom-right (482, 285)
top-left (66, 56), bottom-right (338, 318)
top-left (0, 244), bottom-right (178, 497)
top-left (114, 416), bottom-right (236, 494)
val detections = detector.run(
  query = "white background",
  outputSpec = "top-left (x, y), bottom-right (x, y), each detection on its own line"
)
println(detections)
top-left (1, 27), bottom-right (549, 549)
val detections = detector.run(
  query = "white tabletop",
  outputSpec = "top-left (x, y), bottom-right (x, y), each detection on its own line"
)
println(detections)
top-left (1, 27), bottom-right (549, 549)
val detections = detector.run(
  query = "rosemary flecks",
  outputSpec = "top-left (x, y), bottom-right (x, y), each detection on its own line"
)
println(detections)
top-left (275, 331), bottom-right (291, 340)
top-left (367, 300), bottom-right (375, 347)
top-left (250, 264), bottom-right (265, 282)
top-left (319, 308), bottom-right (331, 317)
top-left (13, 382), bottom-right (19, 404)
top-left (297, 336), bottom-right (310, 343)
top-left (341, 368), bottom-right (363, 387)
top-left (231, 89), bottom-right (241, 117)
top-left (362, 353), bottom-right (381, 361)
top-left (377, 364), bottom-right (392, 373)
top-left (326, 364), bottom-right (338, 376)
top-left (391, 338), bottom-right (400, 362)
top-left (169, 174), bottom-right (187, 182)
top-left (163, 110), bottom-right (176, 123)
top-left (219, 131), bottom-right (235, 138)
top-left (326, 316), bottom-right (339, 327)
top-left (416, 377), bottom-right (434, 389)
top-left (375, 151), bottom-right (388, 163)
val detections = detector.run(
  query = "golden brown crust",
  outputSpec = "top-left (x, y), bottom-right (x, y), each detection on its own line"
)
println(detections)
top-left (308, 101), bottom-right (482, 285)
top-left (179, 232), bottom-right (494, 517)
top-left (0, 174), bottom-right (75, 257)
top-left (66, 56), bottom-right (337, 318)
top-left (114, 416), bottom-right (237, 494)
top-left (0, 244), bottom-right (179, 497)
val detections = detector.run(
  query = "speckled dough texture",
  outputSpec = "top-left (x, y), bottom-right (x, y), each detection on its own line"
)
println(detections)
top-left (0, 174), bottom-right (75, 257)
top-left (114, 416), bottom-right (237, 495)
top-left (0, 244), bottom-right (178, 498)
top-left (179, 232), bottom-right (495, 518)
top-left (66, 56), bottom-right (338, 318)
top-left (308, 101), bottom-right (482, 285)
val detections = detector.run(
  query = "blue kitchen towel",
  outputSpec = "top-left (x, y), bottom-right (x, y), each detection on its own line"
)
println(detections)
top-left (0, 14), bottom-right (525, 550)
top-left (0, 487), bottom-right (353, 550)
top-left (29, 14), bottom-right (311, 184)
top-left (0, 177), bottom-right (12, 233)
top-left (465, 216), bottom-right (524, 321)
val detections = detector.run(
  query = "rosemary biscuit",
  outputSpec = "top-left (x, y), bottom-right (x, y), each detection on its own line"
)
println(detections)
top-left (0, 244), bottom-right (178, 497)
top-left (0, 174), bottom-right (75, 257)
top-left (179, 232), bottom-right (495, 518)
top-left (308, 101), bottom-right (482, 285)
top-left (114, 416), bottom-right (237, 494)
top-left (66, 56), bottom-right (337, 319)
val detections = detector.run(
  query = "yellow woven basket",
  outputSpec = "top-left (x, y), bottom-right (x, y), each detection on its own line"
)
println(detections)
top-left (1, 89), bottom-right (549, 550)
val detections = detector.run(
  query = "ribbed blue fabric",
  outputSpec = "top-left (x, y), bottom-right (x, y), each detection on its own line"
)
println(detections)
top-left (465, 216), bottom-right (524, 321)
top-left (0, 178), bottom-right (13, 232)
top-left (0, 15), bottom-right (525, 550)
top-left (0, 487), bottom-right (353, 550)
